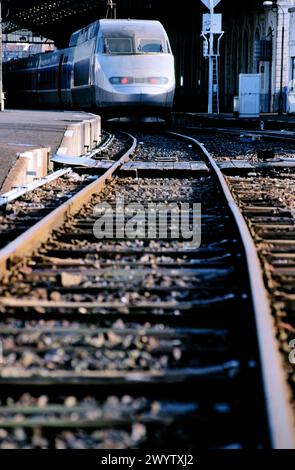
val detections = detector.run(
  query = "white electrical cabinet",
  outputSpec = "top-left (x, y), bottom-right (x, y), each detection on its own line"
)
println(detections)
top-left (239, 74), bottom-right (261, 118)
top-left (287, 93), bottom-right (295, 114)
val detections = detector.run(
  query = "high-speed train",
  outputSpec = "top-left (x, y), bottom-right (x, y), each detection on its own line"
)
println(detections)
top-left (4, 19), bottom-right (175, 118)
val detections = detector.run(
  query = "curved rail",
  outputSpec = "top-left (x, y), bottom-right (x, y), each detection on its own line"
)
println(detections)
top-left (0, 133), bottom-right (137, 277)
top-left (168, 131), bottom-right (295, 449)
top-left (82, 131), bottom-right (115, 160)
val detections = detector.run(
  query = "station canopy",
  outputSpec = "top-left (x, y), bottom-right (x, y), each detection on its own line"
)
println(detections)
top-left (2, 0), bottom-right (261, 47)
top-left (2, 0), bottom-right (159, 47)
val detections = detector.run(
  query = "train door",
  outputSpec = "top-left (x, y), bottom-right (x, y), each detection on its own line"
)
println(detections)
top-left (61, 52), bottom-right (74, 108)
top-left (38, 52), bottom-right (62, 107)
top-left (58, 53), bottom-right (64, 108)
top-left (93, 37), bottom-right (106, 108)
top-left (72, 27), bottom-right (96, 108)
top-left (31, 62), bottom-right (39, 106)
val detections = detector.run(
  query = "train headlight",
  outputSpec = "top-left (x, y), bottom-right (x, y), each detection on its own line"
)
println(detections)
top-left (109, 77), bottom-right (168, 85)
top-left (109, 77), bottom-right (134, 85)
top-left (148, 77), bottom-right (168, 85)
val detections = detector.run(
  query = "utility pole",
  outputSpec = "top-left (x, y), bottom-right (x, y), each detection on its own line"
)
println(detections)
top-left (208, 1), bottom-right (215, 114)
top-left (208, 1), bottom-right (214, 114)
top-left (200, 0), bottom-right (223, 114)
top-left (106, 0), bottom-right (117, 19)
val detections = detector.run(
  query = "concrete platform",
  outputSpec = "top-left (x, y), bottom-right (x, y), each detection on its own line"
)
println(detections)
top-left (0, 110), bottom-right (101, 193)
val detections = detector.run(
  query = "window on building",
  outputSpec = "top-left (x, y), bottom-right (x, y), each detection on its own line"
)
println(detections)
top-left (231, 33), bottom-right (238, 94)
top-left (243, 32), bottom-right (249, 73)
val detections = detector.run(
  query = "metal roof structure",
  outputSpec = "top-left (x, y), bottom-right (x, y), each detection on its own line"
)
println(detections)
top-left (2, 1), bottom-right (156, 46)
top-left (2, 0), bottom-right (261, 47)
top-left (2, 1), bottom-right (105, 46)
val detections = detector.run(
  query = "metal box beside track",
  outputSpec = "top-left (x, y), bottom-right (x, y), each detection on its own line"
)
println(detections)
top-left (239, 73), bottom-right (261, 118)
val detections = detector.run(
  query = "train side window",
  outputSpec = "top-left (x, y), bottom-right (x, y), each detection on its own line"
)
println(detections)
top-left (77, 29), bottom-right (88, 45)
top-left (74, 59), bottom-right (90, 86)
top-left (88, 25), bottom-right (94, 40)
top-left (137, 39), bottom-right (164, 53)
top-left (69, 32), bottom-right (79, 47)
top-left (96, 38), bottom-right (104, 53)
top-left (89, 22), bottom-right (99, 40)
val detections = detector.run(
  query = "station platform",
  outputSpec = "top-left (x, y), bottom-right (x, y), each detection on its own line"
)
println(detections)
top-left (172, 112), bottom-right (295, 132)
top-left (0, 110), bottom-right (101, 193)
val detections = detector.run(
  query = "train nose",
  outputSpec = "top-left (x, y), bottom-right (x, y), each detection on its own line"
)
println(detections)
top-left (140, 86), bottom-right (165, 96)
top-left (140, 86), bottom-right (169, 106)
top-left (104, 84), bottom-right (172, 109)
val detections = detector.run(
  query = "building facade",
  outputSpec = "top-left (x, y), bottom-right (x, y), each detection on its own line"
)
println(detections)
top-left (288, 6), bottom-right (295, 110)
top-left (163, 0), bottom-right (295, 113)
top-left (221, 0), bottom-right (295, 113)
top-left (260, 0), bottom-right (294, 112)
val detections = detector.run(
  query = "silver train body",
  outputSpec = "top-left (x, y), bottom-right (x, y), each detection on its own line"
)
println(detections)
top-left (4, 19), bottom-right (175, 117)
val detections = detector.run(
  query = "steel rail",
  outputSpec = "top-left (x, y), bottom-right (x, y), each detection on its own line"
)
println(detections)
top-left (0, 132), bottom-right (137, 277)
top-left (183, 126), bottom-right (295, 143)
top-left (168, 131), bottom-right (295, 449)
top-left (0, 168), bottom-right (72, 207)
top-left (82, 131), bottom-right (115, 160)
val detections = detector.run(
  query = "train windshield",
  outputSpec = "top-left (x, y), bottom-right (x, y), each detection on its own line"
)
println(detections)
top-left (101, 36), bottom-right (167, 55)
top-left (99, 21), bottom-right (170, 55)
top-left (104, 37), bottom-right (133, 54)
top-left (137, 38), bottom-right (164, 53)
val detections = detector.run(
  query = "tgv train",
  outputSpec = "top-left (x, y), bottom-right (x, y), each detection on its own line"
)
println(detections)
top-left (4, 19), bottom-right (175, 117)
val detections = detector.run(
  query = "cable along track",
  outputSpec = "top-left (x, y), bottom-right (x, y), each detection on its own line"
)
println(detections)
top-left (0, 131), bottom-right (292, 449)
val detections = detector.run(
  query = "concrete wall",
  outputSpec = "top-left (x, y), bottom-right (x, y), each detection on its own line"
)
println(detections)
top-left (56, 114), bottom-right (101, 157)
top-left (1, 147), bottom-right (50, 193)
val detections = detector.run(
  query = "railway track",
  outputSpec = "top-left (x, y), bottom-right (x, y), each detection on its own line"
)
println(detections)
top-left (188, 130), bottom-right (295, 405)
top-left (0, 132), bottom-right (131, 249)
top-left (0, 130), bottom-right (293, 449)
top-left (226, 174), bottom-right (295, 397)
